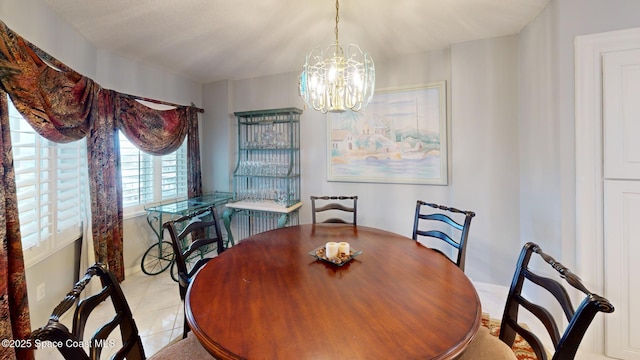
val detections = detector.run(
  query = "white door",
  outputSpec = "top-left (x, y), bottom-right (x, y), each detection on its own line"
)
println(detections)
top-left (603, 48), bottom-right (640, 359)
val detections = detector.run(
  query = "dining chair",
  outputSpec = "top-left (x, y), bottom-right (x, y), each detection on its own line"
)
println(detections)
top-left (310, 195), bottom-right (358, 225)
top-left (411, 200), bottom-right (475, 271)
top-left (30, 263), bottom-right (214, 360)
top-left (163, 205), bottom-right (225, 339)
top-left (459, 242), bottom-right (615, 360)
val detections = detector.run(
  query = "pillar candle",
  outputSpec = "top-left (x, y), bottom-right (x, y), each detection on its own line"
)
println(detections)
top-left (326, 242), bottom-right (339, 258)
top-left (338, 242), bottom-right (350, 256)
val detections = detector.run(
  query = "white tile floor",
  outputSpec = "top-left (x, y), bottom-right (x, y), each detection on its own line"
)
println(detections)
top-left (32, 270), bottom-right (537, 360)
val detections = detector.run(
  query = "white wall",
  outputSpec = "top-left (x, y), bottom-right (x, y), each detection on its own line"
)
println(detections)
top-left (202, 80), bottom-right (233, 192)
top-left (0, 0), bottom-right (97, 77)
top-left (202, 43), bottom-right (521, 286)
top-left (518, 0), bottom-right (640, 271)
top-left (518, 1), bottom-right (640, 355)
top-left (451, 36), bottom-right (520, 284)
top-left (95, 49), bottom-right (201, 107)
top-left (1, 0), bottom-right (203, 327)
top-left (201, 0), bottom-right (640, 293)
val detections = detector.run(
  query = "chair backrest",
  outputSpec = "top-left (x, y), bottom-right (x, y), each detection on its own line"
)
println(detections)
top-left (310, 196), bottom-right (358, 225)
top-left (499, 242), bottom-right (614, 360)
top-left (163, 205), bottom-right (225, 299)
top-left (30, 263), bottom-right (145, 360)
top-left (411, 200), bottom-right (475, 271)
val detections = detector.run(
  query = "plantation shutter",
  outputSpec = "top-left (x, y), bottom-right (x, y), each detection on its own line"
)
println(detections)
top-left (161, 139), bottom-right (188, 200)
top-left (119, 131), bottom-right (154, 207)
top-left (9, 97), bottom-right (84, 265)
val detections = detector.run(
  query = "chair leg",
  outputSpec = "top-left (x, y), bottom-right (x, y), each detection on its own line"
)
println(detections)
top-left (179, 285), bottom-right (190, 339)
top-left (183, 314), bottom-right (190, 339)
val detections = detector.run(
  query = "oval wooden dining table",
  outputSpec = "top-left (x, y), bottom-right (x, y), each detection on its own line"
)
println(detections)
top-left (186, 224), bottom-right (481, 360)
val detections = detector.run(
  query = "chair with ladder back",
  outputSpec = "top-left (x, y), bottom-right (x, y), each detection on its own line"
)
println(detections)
top-left (412, 200), bottom-right (475, 271)
top-left (310, 195), bottom-right (358, 225)
top-left (30, 263), bottom-right (213, 359)
top-left (458, 242), bottom-right (614, 360)
top-left (163, 204), bottom-right (225, 339)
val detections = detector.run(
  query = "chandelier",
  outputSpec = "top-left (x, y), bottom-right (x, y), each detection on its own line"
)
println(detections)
top-left (299, 0), bottom-right (375, 113)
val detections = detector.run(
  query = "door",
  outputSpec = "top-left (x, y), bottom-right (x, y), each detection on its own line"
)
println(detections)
top-left (603, 48), bottom-right (640, 359)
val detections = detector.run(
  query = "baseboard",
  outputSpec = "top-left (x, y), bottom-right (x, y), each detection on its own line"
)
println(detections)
top-left (576, 351), bottom-right (618, 360)
top-left (472, 281), bottom-right (509, 295)
top-left (125, 265), bottom-right (142, 278)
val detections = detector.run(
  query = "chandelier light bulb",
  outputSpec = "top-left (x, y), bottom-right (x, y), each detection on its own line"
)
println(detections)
top-left (328, 63), bottom-right (337, 82)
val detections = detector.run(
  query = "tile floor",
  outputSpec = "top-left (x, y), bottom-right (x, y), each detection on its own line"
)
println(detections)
top-left (33, 270), bottom-right (536, 359)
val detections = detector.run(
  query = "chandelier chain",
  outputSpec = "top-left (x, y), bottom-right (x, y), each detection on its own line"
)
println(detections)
top-left (335, 0), bottom-right (340, 44)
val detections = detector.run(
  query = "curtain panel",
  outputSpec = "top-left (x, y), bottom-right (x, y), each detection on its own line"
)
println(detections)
top-left (0, 92), bottom-right (32, 360)
top-left (0, 21), bottom-right (202, 360)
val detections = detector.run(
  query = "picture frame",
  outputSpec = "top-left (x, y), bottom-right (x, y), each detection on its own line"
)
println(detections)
top-left (327, 81), bottom-right (448, 185)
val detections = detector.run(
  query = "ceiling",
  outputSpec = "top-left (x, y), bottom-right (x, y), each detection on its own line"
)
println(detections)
top-left (42, 0), bottom-right (550, 84)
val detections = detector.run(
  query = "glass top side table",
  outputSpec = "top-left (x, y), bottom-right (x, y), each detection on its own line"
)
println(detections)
top-left (142, 191), bottom-right (233, 279)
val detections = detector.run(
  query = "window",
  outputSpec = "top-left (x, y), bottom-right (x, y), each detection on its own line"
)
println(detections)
top-left (9, 97), bottom-right (86, 266)
top-left (119, 131), bottom-right (188, 215)
top-left (9, 95), bottom-right (189, 265)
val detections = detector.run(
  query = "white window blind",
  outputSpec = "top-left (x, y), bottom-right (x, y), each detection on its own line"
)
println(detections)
top-left (161, 144), bottom-right (188, 199)
top-left (120, 132), bottom-right (154, 207)
top-left (119, 131), bottom-right (188, 213)
top-left (8, 97), bottom-right (86, 266)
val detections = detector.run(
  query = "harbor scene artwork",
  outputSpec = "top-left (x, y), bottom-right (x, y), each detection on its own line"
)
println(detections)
top-left (328, 82), bottom-right (447, 185)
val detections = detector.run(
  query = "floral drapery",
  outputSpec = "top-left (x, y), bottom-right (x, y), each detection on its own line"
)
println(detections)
top-left (0, 93), bottom-right (32, 360)
top-left (0, 21), bottom-right (203, 360)
top-left (116, 94), bottom-right (202, 198)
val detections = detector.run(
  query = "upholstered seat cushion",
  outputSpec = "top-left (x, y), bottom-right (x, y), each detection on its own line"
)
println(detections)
top-left (456, 326), bottom-right (517, 360)
top-left (148, 332), bottom-right (216, 360)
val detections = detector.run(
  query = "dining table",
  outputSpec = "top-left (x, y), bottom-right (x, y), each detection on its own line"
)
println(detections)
top-left (185, 223), bottom-right (481, 359)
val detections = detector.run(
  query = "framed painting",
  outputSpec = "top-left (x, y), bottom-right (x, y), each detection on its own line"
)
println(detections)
top-left (327, 81), bottom-right (447, 185)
